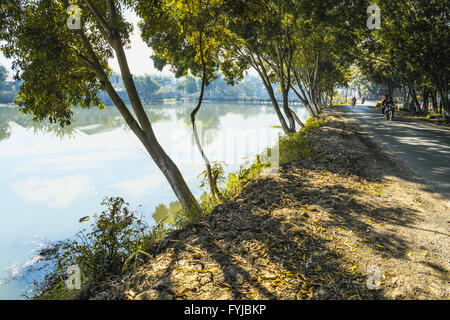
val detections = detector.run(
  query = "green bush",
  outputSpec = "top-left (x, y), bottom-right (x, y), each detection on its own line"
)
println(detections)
top-left (171, 196), bottom-right (213, 228)
top-left (34, 197), bottom-right (164, 299)
top-left (175, 156), bottom-right (271, 225)
top-left (279, 116), bottom-right (326, 164)
top-left (225, 155), bottom-right (271, 196)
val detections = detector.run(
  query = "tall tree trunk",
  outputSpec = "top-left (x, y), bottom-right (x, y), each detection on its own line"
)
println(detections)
top-left (288, 107), bottom-right (305, 129)
top-left (309, 89), bottom-right (321, 115)
top-left (430, 89), bottom-right (438, 114)
top-left (266, 83), bottom-right (294, 134)
top-left (253, 54), bottom-right (293, 134)
top-left (435, 73), bottom-right (449, 121)
top-left (282, 90), bottom-right (295, 132)
top-left (437, 87), bottom-right (450, 122)
top-left (191, 100), bottom-right (215, 198)
top-left (404, 85), bottom-right (410, 107)
top-left (232, 40), bottom-right (293, 133)
top-left (422, 86), bottom-right (429, 113)
top-left (309, 52), bottom-right (322, 114)
top-left (190, 12), bottom-right (222, 200)
top-left (82, 3), bottom-right (200, 213)
top-left (274, 42), bottom-right (295, 132)
top-left (114, 43), bottom-right (200, 212)
top-left (291, 68), bottom-right (317, 117)
top-left (409, 86), bottom-right (420, 111)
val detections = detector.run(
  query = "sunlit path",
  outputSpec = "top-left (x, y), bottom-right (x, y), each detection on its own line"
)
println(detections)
top-left (340, 103), bottom-right (450, 201)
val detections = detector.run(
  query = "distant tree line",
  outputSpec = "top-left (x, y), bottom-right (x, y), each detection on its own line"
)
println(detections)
top-left (1, 63), bottom-right (282, 105)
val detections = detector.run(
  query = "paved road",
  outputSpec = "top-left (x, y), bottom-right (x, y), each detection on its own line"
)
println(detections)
top-left (340, 103), bottom-right (450, 201)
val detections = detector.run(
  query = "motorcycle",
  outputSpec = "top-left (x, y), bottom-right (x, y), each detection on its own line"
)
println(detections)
top-left (384, 102), bottom-right (395, 121)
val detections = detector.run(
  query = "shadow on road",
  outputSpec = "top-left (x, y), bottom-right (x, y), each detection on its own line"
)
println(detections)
top-left (335, 104), bottom-right (450, 201)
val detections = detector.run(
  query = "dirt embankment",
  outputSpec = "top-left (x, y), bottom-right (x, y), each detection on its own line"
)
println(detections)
top-left (88, 109), bottom-right (449, 300)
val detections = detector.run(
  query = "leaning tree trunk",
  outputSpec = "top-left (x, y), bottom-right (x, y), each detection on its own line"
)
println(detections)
top-left (282, 90), bottom-right (296, 132)
top-left (258, 75), bottom-right (293, 133)
top-left (191, 109), bottom-right (216, 197)
top-left (288, 107), bottom-right (305, 129)
top-left (436, 74), bottom-right (449, 122)
top-left (409, 86), bottom-right (420, 111)
top-left (273, 43), bottom-right (295, 133)
top-left (438, 88), bottom-right (450, 122)
top-left (422, 87), bottom-right (429, 113)
top-left (251, 53), bottom-right (293, 134)
top-left (309, 88), bottom-right (321, 115)
top-left (430, 89), bottom-right (438, 114)
top-left (264, 82), bottom-right (293, 134)
top-left (114, 46), bottom-right (200, 212)
top-left (190, 19), bottom-right (222, 200)
top-left (96, 65), bottom-right (200, 213)
top-left (403, 85), bottom-right (410, 107)
top-left (78, 4), bottom-right (200, 214)
top-left (290, 69), bottom-right (317, 117)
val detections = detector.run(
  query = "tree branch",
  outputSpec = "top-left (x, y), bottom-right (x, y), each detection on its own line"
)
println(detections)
top-left (78, 29), bottom-right (145, 141)
top-left (83, 0), bottom-right (112, 42)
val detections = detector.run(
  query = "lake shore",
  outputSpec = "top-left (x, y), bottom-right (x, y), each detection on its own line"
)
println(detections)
top-left (37, 108), bottom-right (450, 300)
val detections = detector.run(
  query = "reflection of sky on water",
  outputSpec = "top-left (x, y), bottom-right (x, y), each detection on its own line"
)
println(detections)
top-left (0, 102), bottom-right (309, 299)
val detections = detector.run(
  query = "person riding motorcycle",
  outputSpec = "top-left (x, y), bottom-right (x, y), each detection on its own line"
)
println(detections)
top-left (382, 95), bottom-right (395, 119)
top-left (381, 95), bottom-right (391, 114)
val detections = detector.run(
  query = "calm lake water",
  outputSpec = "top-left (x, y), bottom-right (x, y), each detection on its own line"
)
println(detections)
top-left (0, 101), bottom-right (309, 299)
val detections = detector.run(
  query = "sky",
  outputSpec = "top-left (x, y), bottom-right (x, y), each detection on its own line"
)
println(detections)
top-left (0, 9), bottom-right (172, 80)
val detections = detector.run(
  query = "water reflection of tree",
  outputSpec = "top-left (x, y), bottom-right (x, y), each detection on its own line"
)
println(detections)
top-left (0, 106), bottom-right (42, 140)
top-left (32, 121), bottom-right (77, 139)
top-left (0, 102), bottom-right (280, 142)
top-left (0, 111), bottom-right (12, 140)
top-left (0, 105), bottom-right (171, 141)
top-left (173, 102), bottom-right (276, 145)
top-left (152, 201), bottom-right (182, 225)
